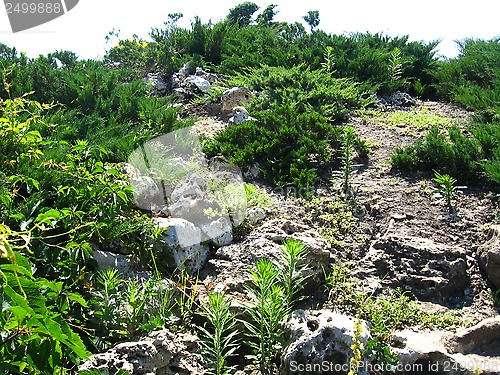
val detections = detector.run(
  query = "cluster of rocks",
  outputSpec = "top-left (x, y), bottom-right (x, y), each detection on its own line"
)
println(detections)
top-left (147, 62), bottom-right (257, 126)
top-left (146, 72), bottom-right (168, 97)
top-left (79, 329), bottom-right (205, 374)
top-left (200, 218), bottom-right (331, 294)
top-left (80, 310), bottom-right (500, 375)
top-left (377, 91), bottom-right (417, 109)
top-left (171, 62), bottom-right (218, 100)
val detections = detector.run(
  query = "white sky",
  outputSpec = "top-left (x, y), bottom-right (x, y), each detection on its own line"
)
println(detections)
top-left (0, 0), bottom-right (499, 60)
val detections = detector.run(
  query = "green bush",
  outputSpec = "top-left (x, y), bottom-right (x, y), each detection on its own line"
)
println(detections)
top-left (434, 37), bottom-right (500, 120)
top-left (204, 105), bottom-right (344, 189)
top-left (391, 123), bottom-right (500, 186)
top-left (225, 64), bottom-right (374, 121)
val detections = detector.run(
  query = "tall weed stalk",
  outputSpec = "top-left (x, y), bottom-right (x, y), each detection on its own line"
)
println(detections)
top-left (199, 292), bottom-right (239, 375)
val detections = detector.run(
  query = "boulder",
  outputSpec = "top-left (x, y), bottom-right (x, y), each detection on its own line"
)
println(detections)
top-left (281, 310), bottom-right (371, 375)
top-left (392, 317), bottom-right (500, 375)
top-left (199, 217), bottom-right (233, 247)
top-left (221, 87), bottom-right (253, 113)
top-left (153, 217), bottom-right (210, 273)
top-left (124, 163), bottom-right (164, 211)
top-left (378, 91), bottom-right (416, 108)
top-left (79, 329), bottom-right (204, 374)
top-left (477, 225), bottom-right (500, 290)
top-left (184, 76), bottom-right (210, 93)
top-left (355, 233), bottom-right (468, 304)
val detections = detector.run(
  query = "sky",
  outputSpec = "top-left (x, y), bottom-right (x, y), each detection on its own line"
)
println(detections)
top-left (0, 0), bottom-right (499, 60)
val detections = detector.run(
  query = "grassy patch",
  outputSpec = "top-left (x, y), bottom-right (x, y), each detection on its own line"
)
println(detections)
top-left (384, 109), bottom-right (453, 130)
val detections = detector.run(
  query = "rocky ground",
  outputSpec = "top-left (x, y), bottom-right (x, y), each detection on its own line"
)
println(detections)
top-left (82, 97), bottom-right (500, 374)
top-left (194, 99), bottom-right (499, 321)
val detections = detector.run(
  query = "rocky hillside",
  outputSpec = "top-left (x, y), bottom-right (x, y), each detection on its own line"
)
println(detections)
top-left (78, 74), bottom-right (500, 374)
top-left (1, 4), bottom-right (499, 374)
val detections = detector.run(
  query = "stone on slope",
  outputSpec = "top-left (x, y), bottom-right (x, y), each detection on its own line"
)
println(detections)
top-left (221, 86), bottom-right (253, 113)
top-left (477, 225), bottom-right (500, 290)
top-left (153, 217), bottom-right (210, 273)
top-left (356, 233), bottom-right (468, 304)
top-left (79, 329), bottom-right (204, 374)
top-left (281, 310), bottom-right (371, 375)
top-left (392, 317), bottom-right (500, 375)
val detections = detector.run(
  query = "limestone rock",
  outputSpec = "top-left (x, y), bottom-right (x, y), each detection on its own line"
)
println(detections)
top-left (392, 317), bottom-right (500, 375)
top-left (356, 234), bottom-right (468, 304)
top-left (171, 62), bottom-right (218, 100)
top-left (246, 207), bottom-right (267, 224)
top-left (199, 217), bottom-right (233, 247)
top-left (124, 163), bottom-right (164, 211)
top-left (200, 219), bottom-right (331, 293)
top-left (79, 329), bottom-right (204, 375)
top-left (281, 310), bottom-right (371, 375)
top-left (221, 87), bottom-right (253, 113)
top-left (377, 91), bottom-right (416, 108)
top-left (477, 225), bottom-right (500, 290)
top-left (153, 217), bottom-right (210, 273)
top-left (184, 76), bottom-right (210, 93)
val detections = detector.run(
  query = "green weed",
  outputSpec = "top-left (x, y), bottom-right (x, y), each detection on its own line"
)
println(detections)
top-left (432, 170), bottom-right (458, 216)
top-left (199, 292), bottom-right (239, 375)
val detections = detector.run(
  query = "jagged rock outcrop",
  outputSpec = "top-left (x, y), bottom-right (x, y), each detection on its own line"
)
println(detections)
top-left (477, 225), bottom-right (500, 290)
top-left (171, 62), bottom-right (218, 100)
top-left (146, 72), bottom-right (168, 97)
top-left (392, 317), bottom-right (500, 375)
top-left (355, 233), bottom-right (468, 304)
top-left (79, 329), bottom-right (204, 375)
top-left (280, 310), bottom-right (371, 375)
top-left (200, 218), bottom-right (331, 292)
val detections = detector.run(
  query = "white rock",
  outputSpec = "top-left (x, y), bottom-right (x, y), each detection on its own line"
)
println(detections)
top-left (185, 76), bottom-right (211, 93)
top-left (229, 106), bottom-right (255, 124)
top-left (153, 217), bottom-right (202, 249)
top-left (199, 217), bottom-right (233, 247)
top-left (221, 87), bottom-right (252, 113)
top-left (79, 329), bottom-right (204, 374)
top-left (153, 217), bottom-right (210, 272)
top-left (392, 317), bottom-right (500, 375)
top-left (92, 250), bottom-right (136, 279)
top-left (281, 310), bottom-right (371, 375)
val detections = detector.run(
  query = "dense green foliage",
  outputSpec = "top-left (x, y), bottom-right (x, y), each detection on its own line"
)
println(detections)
top-left (0, 3), bottom-right (499, 373)
top-left (392, 38), bottom-right (500, 185)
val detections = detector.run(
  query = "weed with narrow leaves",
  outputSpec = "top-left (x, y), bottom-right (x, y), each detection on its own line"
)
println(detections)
top-left (199, 292), bottom-right (240, 375)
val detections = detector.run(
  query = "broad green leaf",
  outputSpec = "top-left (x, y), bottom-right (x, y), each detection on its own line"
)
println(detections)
top-left (3, 285), bottom-right (36, 316)
top-left (34, 209), bottom-right (62, 226)
top-left (67, 292), bottom-right (88, 308)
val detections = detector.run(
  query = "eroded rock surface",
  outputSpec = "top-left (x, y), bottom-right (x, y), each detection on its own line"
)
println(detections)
top-left (200, 218), bottom-right (331, 293)
top-left (281, 310), bottom-right (371, 375)
top-left (477, 225), bottom-right (500, 290)
top-left (356, 232), bottom-right (468, 304)
top-left (79, 329), bottom-right (204, 375)
top-left (221, 86), bottom-right (253, 113)
top-left (392, 317), bottom-right (500, 375)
